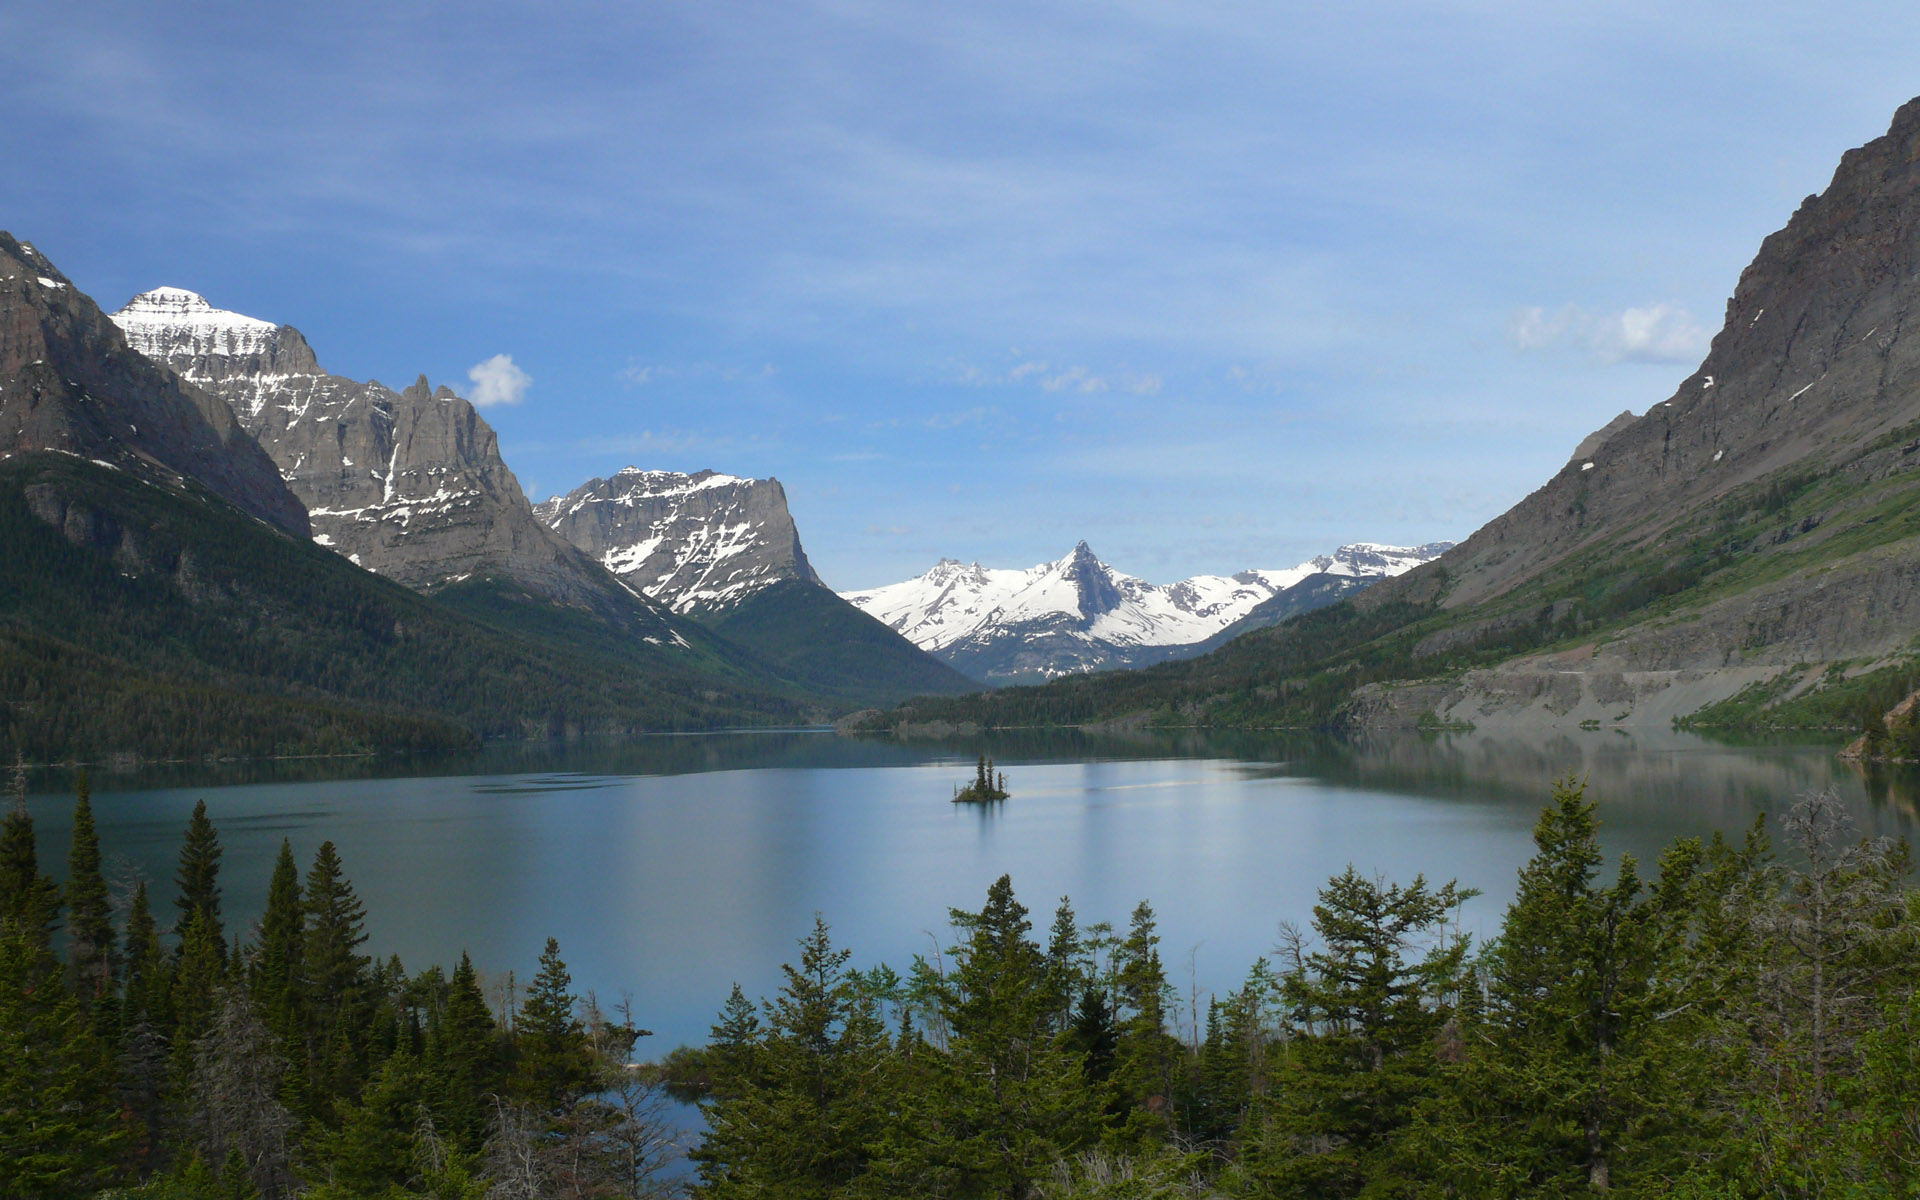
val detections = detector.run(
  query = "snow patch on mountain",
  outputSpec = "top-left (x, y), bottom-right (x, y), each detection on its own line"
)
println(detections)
top-left (536, 467), bottom-right (820, 613)
top-left (843, 540), bottom-right (1452, 678)
top-left (113, 288), bottom-right (281, 366)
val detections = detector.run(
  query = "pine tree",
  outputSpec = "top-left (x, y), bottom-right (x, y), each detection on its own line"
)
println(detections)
top-left (0, 927), bottom-right (124, 1198)
top-left (427, 952), bottom-right (503, 1150)
top-left (249, 840), bottom-right (303, 1043)
top-left (512, 936), bottom-right (593, 1113)
top-left (1044, 896), bottom-right (1084, 1034)
top-left (175, 800), bottom-right (225, 963)
top-left (302, 840), bottom-right (370, 1110)
top-left (1243, 866), bottom-right (1471, 1197)
top-left (1110, 899), bottom-right (1182, 1144)
top-left (0, 768), bottom-right (59, 951)
top-left (121, 879), bottom-right (170, 1032)
top-left (172, 906), bottom-right (227, 1053)
top-left (308, 1048), bottom-right (426, 1196)
top-left (190, 987), bottom-right (294, 1198)
top-left (694, 916), bottom-right (891, 1199)
top-left (64, 773), bottom-right (115, 1018)
top-left (878, 874), bottom-right (1096, 1196)
top-left (1411, 781), bottom-right (1714, 1194)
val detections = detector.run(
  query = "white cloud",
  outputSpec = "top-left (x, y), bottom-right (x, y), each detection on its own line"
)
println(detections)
top-left (467, 353), bottom-right (532, 407)
top-left (1509, 302), bottom-right (1708, 365)
top-left (1042, 365), bottom-right (1108, 393)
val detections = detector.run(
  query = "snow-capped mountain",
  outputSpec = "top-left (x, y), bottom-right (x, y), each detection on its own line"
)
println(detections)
top-left (536, 468), bottom-right (821, 614)
top-left (843, 541), bottom-right (1452, 682)
top-left (110, 288), bottom-right (673, 628)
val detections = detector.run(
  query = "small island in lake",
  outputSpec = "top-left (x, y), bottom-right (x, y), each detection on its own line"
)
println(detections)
top-left (953, 753), bottom-right (1010, 802)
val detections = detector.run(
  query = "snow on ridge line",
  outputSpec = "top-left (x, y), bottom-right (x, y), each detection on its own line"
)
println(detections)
top-left (842, 541), bottom-right (1452, 654)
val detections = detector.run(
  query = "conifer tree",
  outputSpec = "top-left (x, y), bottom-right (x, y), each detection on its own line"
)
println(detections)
top-left (513, 936), bottom-right (593, 1113)
top-left (0, 927), bottom-right (123, 1197)
top-left (427, 952), bottom-right (503, 1150)
top-left (1243, 867), bottom-right (1471, 1197)
top-left (302, 840), bottom-right (370, 1108)
top-left (0, 767), bottom-right (59, 951)
top-left (249, 840), bottom-right (304, 1047)
top-left (190, 987), bottom-right (294, 1198)
top-left (879, 875), bottom-right (1095, 1196)
top-left (176, 800), bottom-right (225, 962)
top-left (1110, 900), bottom-right (1182, 1143)
top-left (1044, 896), bottom-right (1084, 1033)
top-left (121, 879), bottom-right (170, 1031)
top-left (694, 916), bottom-right (890, 1199)
top-left (172, 906), bottom-right (227, 1053)
top-left (308, 1048), bottom-right (426, 1197)
top-left (65, 773), bottom-right (116, 1016)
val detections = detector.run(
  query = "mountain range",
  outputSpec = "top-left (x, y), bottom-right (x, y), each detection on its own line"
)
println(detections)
top-left (843, 541), bottom-right (1450, 683)
top-left (106, 286), bottom-right (970, 710)
top-left (852, 96), bottom-right (1920, 738)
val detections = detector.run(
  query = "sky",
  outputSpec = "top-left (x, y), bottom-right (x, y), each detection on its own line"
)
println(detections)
top-left (6, 2), bottom-right (1920, 590)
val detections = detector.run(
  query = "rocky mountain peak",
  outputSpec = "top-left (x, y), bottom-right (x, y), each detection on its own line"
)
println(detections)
top-left (112, 287), bottom-right (320, 381)
top-left (845, 540), bottom-right (1451, 681)
top-left (1056, 541), bottom-right (1123, 622)
top-left (537, 467), bottom-right (821, 613)
top-left (0, 234), bottom-right (309, 537)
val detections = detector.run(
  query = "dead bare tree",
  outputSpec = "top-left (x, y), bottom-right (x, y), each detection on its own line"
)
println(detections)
top-left (191, 985), bottom-right (297, 1198)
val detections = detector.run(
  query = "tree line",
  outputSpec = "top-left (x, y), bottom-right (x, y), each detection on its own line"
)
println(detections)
top-left (0, 767), bottom-right (677, 1199)
top-left (6, 768), bottom-right (1918, 1198)
top-left (690, 784), bottom-right (1920, 1198)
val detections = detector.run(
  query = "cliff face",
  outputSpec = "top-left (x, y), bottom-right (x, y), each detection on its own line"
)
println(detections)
top-left (535, 468), bottom-right (821, 613)
top-left (0, 239), bottom-right (308, 536)
top-left (111, 289), bottom-right (646, 616)
top-left (1381, 97), bottom-right (1920, 616)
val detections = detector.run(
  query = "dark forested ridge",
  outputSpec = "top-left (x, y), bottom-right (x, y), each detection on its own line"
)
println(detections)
top-left (693, 579), bottom-right (976, 707)
top-left (0, 452), bottom-right (814, 764)
top-left (9, 767), bottom-right (1916, 1198)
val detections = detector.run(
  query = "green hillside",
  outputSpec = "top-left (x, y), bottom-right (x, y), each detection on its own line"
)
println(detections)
top-left (694, 577), bottom-right (976, 705)
top-left (0, 452), bottom-right (809, 762)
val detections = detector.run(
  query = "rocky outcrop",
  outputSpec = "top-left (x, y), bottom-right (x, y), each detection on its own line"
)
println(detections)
top-left (535, 468), bottom-right (821, 613)
top-left (111, 288), bottom-right (644, 616)
top-left (0, 237), bottom-right (308, 536)
top-left (1367, 97), bottom-right (1920, 616)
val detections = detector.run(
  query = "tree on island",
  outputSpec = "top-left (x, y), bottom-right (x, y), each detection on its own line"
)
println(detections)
top-left (954, 753), bottom-right (1009, 803)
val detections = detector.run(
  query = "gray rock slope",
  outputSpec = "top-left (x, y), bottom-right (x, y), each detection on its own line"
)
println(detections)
top-left (111, 288), bottom-right (652, 619)
top-left (538, 466), bottom-right (975, 701)
top-left (536, 468), bottom-right (820, 613)
top-left (0, 238), bottom-right (307, 537)
top-left (1344, 95), bottom-right (1920, 728)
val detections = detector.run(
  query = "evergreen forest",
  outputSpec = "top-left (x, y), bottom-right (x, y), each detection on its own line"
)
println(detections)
top-left (5, 769), bottom-right (1920, 1198)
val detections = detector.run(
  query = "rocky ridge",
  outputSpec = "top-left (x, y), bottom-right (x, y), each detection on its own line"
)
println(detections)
top-left (535, 467), bottom-right (821, 613)
top-left (0, 237), bottom-right (307, 537)
top-left (845, 540), bottom-right (1450, 683)
top-left (111, 288), bottom-right (663, 625)
top-left (1338, 95), bottom-right (1920, 729)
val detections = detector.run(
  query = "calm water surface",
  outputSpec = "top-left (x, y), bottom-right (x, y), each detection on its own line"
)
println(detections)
top-left (26, 729), bottom-right (1920, 1051)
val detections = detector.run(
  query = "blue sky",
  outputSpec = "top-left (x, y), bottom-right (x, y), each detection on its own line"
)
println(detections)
top-left (7, 2), bottom-right (1920, 589)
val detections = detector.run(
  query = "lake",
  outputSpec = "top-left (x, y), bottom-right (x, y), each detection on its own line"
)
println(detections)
top-left (24, 728), bottom-right (1919, 1052)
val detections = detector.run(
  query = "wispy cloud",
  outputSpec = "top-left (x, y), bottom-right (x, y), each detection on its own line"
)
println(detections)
top-left (925, 406), bottom-right (998, 430)
top-left (1508, 303), bottom-right (1709, 365)
top-left (467, 354), bottom-right (532, 406)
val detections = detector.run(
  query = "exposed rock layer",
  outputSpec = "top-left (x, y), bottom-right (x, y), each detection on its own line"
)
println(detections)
top-left (0, 237), bottom-right (307, 536)
top-left (535, 468), bottom-right (821, 613)
top-left (111, 288), bottom-right (650, 620)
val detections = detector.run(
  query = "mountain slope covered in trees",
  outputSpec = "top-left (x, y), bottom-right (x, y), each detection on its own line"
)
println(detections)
top-left (0, 452), bottom-right (814, 762)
